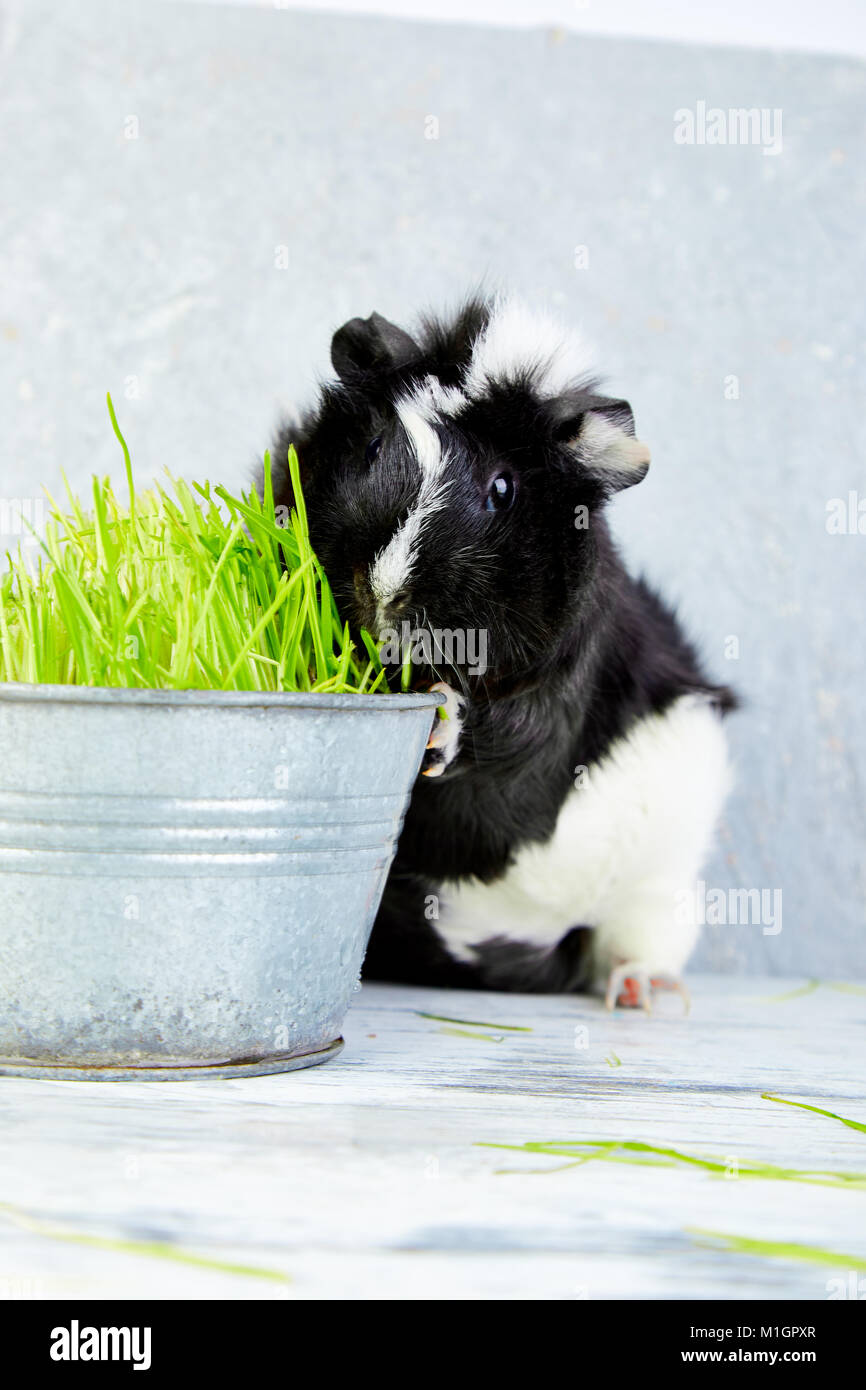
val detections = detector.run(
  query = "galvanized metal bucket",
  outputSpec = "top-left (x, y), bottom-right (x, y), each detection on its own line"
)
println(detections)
top-left (0, 683), bottom-right (438, 1081)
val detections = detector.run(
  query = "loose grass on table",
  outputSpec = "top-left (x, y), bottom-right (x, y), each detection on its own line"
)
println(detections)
top-left (478, 1139), bottom-right (866, 1188)
top-left (0, 395), bottom-right (386, 694)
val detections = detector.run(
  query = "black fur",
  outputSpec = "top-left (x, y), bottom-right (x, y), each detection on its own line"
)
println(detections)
top-left (268, 297), bottom-right (736, 993)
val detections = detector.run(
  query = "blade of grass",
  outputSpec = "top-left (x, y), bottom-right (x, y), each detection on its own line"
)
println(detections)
top-left (761, 1093), bottom-right (866, 1135)
top-left (106, 392), bottom-right (135, 516)
top-left (417, 1011), bottom-right (532, 1032)
top-left (688, 1228), bottom-right (866, 1272)
top-left (476, 1138), bottom-right (866, 1189)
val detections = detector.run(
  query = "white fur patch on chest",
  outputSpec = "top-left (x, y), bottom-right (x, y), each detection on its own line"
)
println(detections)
top-left (433, 694), bottom-right (731, 965)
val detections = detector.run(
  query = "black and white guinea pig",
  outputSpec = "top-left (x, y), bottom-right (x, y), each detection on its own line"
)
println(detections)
top-left (269, 294), bottom-right (736, 1008)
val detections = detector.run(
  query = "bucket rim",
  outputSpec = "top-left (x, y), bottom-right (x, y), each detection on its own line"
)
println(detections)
top-left (0, 681), bottom-right (443, 711)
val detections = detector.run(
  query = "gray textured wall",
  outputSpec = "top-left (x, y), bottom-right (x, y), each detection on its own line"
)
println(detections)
top-left (1, 0), bottom-right (863, 976)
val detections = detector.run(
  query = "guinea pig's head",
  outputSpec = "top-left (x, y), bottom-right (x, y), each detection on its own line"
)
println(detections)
top-left (282, 296), bottom-right (650, 694)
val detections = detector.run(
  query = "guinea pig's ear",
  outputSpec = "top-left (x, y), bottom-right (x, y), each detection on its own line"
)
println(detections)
top-left (331, 311), bottom-right (421, 381)
top-left (552, 395), bottom-right (650, 493)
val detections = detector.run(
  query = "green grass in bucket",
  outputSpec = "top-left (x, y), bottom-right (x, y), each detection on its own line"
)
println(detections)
top-left (0, 395), bottom-right (388, 694)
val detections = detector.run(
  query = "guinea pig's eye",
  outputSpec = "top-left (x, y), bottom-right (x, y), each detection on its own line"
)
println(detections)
top-left (484, 472), bottom-right (516, 513)
top-left (365, 435), bottom-right (382, 465)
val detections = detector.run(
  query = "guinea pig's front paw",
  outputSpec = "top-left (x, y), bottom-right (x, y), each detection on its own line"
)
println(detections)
top-left (421, 681), bottom-right (465, 778)
top-left (604, 962), bottom-right (690, 1015)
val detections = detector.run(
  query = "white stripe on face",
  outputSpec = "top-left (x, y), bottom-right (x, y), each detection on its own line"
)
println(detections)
top-left (367, 392), bottom-right (452, 632)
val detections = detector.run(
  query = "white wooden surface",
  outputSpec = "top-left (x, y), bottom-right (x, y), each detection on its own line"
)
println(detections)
top-left (1, 975), bottom-right (865, 1301)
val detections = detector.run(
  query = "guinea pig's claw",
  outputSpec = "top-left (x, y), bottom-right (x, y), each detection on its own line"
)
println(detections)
top-left (421, 681), bottom-right (464, 776)
top-left (604, 963), bottom-right (690, 1015)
